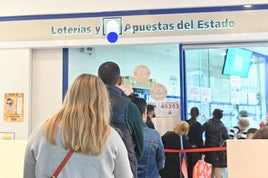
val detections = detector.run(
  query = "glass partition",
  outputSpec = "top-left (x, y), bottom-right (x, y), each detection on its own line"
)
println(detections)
top-left (68, 44), bottom-right (181, 135)
top-left (184, 47), bottom-right (267, 131)
top-left (67, 44), bottom-right (268, 135)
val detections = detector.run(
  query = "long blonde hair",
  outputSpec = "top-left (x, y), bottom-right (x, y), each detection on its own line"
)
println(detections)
top-left (43, 73), bottom-right (111, 155)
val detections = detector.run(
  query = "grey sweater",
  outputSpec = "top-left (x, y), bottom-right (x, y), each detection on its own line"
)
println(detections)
top-left (24, 124), bottom-right (133, 178)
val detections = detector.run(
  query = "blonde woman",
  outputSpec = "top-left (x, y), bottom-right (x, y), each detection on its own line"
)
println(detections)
top-left (24, 74), bottom-right (132, 178)
top-left (159, 121), bottom-right (190, 178)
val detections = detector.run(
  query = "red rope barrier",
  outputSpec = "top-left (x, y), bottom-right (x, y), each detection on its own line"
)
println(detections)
top-left (164, 146), bottom-right (226, 153)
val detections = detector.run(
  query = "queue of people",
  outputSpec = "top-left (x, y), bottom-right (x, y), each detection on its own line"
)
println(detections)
top-left (98, 61), bottom-right (144, 178)
top-left (24, 73), bottom-right (133, 178)
top-left (159, 108), bottom-right (227, 178)
top-left (128, 94), bottom-right (165, 178)
top-left (23, 61), bottom-right (165, 178)
top-left (183, 108), bottom-right (267, 178)
top-left (23, 60), bottom-right (268, 178)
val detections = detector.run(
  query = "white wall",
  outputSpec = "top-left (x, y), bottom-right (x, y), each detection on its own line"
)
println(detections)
top-left (0, 48), bottom-right (62, 139)
top-left (0, 49), bottom-right (62, 139)
top-left (0, 49), bottom-right (31, 139)
top-left (32, 49), bottom-right (63, 130)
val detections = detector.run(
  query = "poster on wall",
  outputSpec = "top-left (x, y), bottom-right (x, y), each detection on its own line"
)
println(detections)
top-left (150, 83), bottom-right (167, 101)
top-left (188, 86), bottom-right (201, 101)
top-left (230, 76), bottom-right (241, 90)
top-left (133, 65), bottom-right (151, 82)
top-left (201, 87), bottom-right (211, 103)
top-left (231, 91), bottom-right (240, 104)
top-left (149, 100), bottom-right (180, 119)
top-left (3, 93), bottom-right (24, 122)
top-left (148, 100), bottom-right (180, 135)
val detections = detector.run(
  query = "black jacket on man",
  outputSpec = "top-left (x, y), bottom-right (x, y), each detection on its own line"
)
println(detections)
top-left (202, 118), bottom-right (229, 167)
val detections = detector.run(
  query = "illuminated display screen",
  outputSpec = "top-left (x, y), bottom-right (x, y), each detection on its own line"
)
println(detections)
top-left (222, 48), bottom-right (252, 78)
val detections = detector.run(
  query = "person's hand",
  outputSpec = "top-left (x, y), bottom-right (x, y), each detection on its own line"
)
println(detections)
top-left (119, 84), bottom-right (134, 96)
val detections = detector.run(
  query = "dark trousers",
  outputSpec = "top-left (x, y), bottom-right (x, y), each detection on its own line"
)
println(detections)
top-left (187, 152), bottom-right (201, 178)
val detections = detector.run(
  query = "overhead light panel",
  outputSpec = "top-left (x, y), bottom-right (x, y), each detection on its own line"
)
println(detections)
top-left (244, 4), bottom-right (252, 8)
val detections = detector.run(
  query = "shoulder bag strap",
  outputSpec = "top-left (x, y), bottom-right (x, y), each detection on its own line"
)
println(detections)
top-left (51, 149), bottom-right (74, 178)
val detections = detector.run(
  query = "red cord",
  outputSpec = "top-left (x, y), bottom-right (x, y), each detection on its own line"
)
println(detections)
top-left (52, 149), bottom-right (74, 178)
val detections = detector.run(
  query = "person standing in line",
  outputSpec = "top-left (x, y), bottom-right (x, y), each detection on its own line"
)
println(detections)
top-left (98, 61), bottom-right (144, 178)
top-left (129, 94), bottom-right (165, 178)
top-left (229, 110), bottom-right (249, 139)
top-left (24, 74), bottom-right (132, 178)
top-left (146, 104), bottom-right (156, 129)
top-left (159, 121), bottom-right (190, 178)
top-left (202, 109), bottom-right (229, 178)
top-left (186, 107), bottom-right (203, 178)
top-left (229, 117), bottom-right (249, 139)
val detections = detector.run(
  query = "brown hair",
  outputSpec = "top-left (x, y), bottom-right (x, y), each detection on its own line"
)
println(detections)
top-left (188, 107), bottom-right (199, 126)
top-left (213, 109), bottom-right (223, 119)
top-left (253, 127), bottom-right (268, 139)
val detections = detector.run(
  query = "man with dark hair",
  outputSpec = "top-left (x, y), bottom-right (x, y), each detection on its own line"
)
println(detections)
top-left (146, 104), bottom-right (156, 129)
top-left (202, 109), bottom-right (228, 178)
top-left (98, 61), bottom-right (121, 85)
top-left (129, 94), bottom-right (165, 178)
top-left (239, 110), bottom-right (248, 117)
top-left (98, 61), bottom-right (144, 178)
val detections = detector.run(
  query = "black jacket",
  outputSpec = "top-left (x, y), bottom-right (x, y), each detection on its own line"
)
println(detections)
top-left (202, 118), bottom-right (229, 167)
top-left (107, 85), bottom-right (138, 177)
top-left (159, 131), bottom-right (190, 178)
top-left (187, 119), bottom-right (203, 148)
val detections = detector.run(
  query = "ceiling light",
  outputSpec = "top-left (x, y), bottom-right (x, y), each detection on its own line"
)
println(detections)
top-left (244, 4), bottom-right (252, 8)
